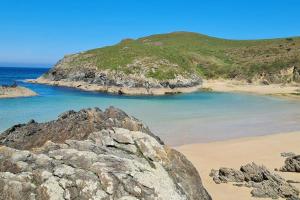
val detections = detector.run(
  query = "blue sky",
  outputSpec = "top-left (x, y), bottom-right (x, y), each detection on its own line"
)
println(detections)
top-left (1, 0), bottom-right (300, 67)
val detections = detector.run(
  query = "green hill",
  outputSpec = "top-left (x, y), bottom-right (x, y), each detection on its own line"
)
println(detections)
top-left (66, 31), bottom-right (300, 83)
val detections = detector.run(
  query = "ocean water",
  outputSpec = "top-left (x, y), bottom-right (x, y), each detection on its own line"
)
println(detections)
top-left (1, 67), bottom-right (300, 146)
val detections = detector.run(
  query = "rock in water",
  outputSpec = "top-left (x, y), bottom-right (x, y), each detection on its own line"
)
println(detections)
top-left (281, 155), bottom-right (300, 173)
top-left (0, 85), bottom-right (37, 98)
top-left (210, 163), bottom-right (299, 199)
top-left (0, 107), bottom-right (211, 200)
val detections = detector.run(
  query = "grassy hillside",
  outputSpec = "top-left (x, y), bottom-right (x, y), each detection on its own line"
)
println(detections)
top-left (67, 32), bottom-right (300, 81)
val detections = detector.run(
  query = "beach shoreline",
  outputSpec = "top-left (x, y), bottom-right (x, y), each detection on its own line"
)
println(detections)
top-left (28, 77), bottom-right (300, 99)
top-left (203, 79), bottom-right (300, 100)
top-left (27, 77), bottom-right (203, 96)
top-left (177, 131), bottom-right (300, 200)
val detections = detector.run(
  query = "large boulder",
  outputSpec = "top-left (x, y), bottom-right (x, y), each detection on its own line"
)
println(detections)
top-left (0, 106), bottom-right (162, 150)
top-left (0, 107), bottom-right (211, 200)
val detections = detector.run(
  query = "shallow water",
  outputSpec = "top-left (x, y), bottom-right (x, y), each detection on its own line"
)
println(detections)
top-left (1, 67), bottom-right (300, 146)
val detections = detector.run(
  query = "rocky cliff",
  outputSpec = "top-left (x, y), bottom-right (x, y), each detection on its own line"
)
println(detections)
top-left (32, 54), bottom-right (202, 95)
top-left (0, 107), bottom-right (211, 200)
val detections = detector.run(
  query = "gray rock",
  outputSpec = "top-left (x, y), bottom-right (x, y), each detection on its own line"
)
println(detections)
top-left (0, 108), bottom-right (211, 200)
top-left (211, 162), bottom-right (299, 199)
top-left (281, 155), bottom-right (300, 173)
top-left (41, 55), bottom-right (203, 92)
top-left (281, 152), bottom-right (297, 158)
top-left (0, 106), bottom-right (163, 150)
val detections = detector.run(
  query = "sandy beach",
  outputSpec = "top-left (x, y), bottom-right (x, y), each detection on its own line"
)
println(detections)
top-left (177, 132), bottom-right (300, 200)
top-left (203, 79), bottom-right (300, 99)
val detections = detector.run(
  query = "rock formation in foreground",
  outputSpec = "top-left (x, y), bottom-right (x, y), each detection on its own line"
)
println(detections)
top-left (210, 163), bottom-right (299, 200)
top-left (0, 85), bottom-right (37, 98)
top-left (0, 107), bottom-right (211, 200)
top-left (281, 155), bottom-right (300, 173)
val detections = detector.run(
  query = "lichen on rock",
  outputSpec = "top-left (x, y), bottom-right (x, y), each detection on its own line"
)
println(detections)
top-left (0, 107), bottom-right (211, 200)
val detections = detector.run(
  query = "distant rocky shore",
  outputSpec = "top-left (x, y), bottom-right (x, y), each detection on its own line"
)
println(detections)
top-left (0, 107), bottom-right (211, 200)
top-left (28, 54), bottom-right (202, 95)
top-left (29, 76), bottom-right (202, 95)
top-left (0, 84), bottom-right (37, 98)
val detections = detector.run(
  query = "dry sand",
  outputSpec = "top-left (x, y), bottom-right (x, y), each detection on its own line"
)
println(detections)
top-left (177, 132), bottom-right (300, 200)
top-left (203, 79), bottom-right (300, 99)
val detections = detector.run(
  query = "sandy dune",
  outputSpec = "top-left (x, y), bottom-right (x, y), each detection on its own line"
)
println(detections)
top-left (177, 132), bottom-right (300, 200)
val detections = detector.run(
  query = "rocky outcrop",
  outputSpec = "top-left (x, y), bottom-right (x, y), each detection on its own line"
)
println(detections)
top-left (281, 155), bottom-right (300, 173)
top-left (0, 107), bottom-right (161, 150)
top-left (0, 107), bottom-right (211, 200)
top-left (281, 152), bottom-right (297, 158)
top-left (293, 66), bottom-right (300, 82)
top-left (0, 86), bottom-right (37, 99)
top-left (251, 66), bottom-right (300, 84)
top-left (30, 55), bottom-right (202, 95)
top-left (210, 163), bottom-right (299, 199)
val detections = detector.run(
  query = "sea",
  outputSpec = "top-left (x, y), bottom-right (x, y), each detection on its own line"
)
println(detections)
top-left (1, 66), bottom-right (300, 146)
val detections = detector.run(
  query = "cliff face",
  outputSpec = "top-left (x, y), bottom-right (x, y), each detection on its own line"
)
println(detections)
top-left (0, 107), bottom-right (211, 200)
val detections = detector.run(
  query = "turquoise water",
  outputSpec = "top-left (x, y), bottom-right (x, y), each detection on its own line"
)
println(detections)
top-left (1, 67), bottom-right (300, 146)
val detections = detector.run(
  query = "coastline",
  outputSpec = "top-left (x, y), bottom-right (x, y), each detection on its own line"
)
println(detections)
top-left (177, 131), bottom-right (300, 200)
top-left (0, 86), bottom-right (37, 99)
top-left (28, 77), bottom-right (300, 99)
top-left (27, 77), bottom-right (202, 95)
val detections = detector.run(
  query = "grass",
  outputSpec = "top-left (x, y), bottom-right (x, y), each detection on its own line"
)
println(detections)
top-left (64, 31), bottom-right (300, 81)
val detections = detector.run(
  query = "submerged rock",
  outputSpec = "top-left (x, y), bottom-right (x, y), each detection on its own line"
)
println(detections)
top-left (0, 107), bottom-right (211, 200)
top-left (210, 162), bottom-right (299, 199)
top-left (281, 155), bottom-right (300, 173)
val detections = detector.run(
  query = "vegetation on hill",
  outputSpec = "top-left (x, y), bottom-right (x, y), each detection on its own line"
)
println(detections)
top-left (63, 32), bottom-right (300, 82)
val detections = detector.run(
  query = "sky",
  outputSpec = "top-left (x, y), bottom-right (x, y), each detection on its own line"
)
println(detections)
top-left (1, 0), bottom-right (300, 67)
